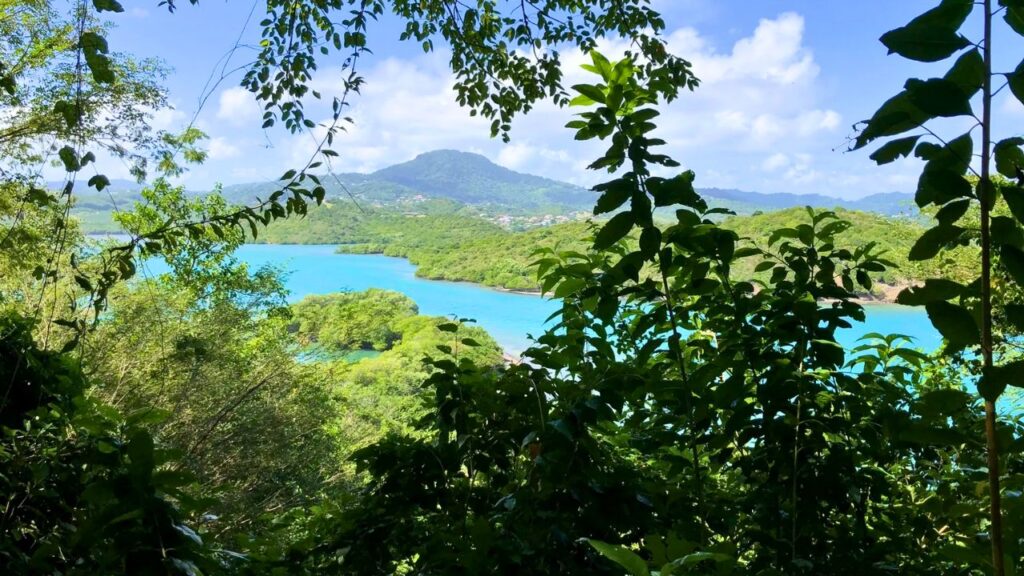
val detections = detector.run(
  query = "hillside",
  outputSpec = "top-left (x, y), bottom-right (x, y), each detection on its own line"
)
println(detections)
top-left (68, 149), bottom-right (916, 233)
top-left (252, 201), bottom-right (955, 298)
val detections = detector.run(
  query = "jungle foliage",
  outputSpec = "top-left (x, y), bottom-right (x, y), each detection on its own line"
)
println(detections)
top-left (2, 1), bottom-right (1024, 575)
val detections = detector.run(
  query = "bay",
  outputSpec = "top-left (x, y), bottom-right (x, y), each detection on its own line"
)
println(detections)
top-left (144, 244), bottom-right (941, 355)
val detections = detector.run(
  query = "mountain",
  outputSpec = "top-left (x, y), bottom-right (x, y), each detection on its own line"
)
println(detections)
top-left (698, 188), bottom-right (915, 216)
top-left (236, 151), bottom-right (914, 216)
top-left (67, 149), bottom-right (917, 233)
top-left (370, 150), bottom-right (594, 210)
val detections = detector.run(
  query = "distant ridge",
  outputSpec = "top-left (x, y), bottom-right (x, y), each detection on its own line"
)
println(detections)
top-left (697, 188), bottom-right (915, 216)
top-left (66, 149), bottom-right (916, 218)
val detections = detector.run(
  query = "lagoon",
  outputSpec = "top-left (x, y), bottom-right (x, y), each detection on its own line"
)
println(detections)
top-left (146, 244), bottom-right (940, 355)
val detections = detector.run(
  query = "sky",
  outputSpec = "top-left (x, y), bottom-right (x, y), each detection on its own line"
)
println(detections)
top-left (97, 0), bottom-right (1024, 199)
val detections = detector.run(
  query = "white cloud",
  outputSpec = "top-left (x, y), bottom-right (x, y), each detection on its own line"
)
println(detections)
top-left (185, 12), bottom-right (883, 197)
top-left (782, 153), bottom-right (820, 184)
top-left (216, 86), bottom-right (261, 126)
top-left (207, 137), bottom-right (240, 159)
top-left (762, 153), bottom-right (790, 172)
top-left (150, 106), bottom-right (187, 132)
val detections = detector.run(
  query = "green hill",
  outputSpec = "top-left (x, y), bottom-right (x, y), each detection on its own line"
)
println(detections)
top-left (69, 150), bottom-right (919, 234)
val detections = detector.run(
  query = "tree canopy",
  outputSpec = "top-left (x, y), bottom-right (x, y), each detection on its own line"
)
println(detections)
top-left (2, 1), bottom-right (1024, 575)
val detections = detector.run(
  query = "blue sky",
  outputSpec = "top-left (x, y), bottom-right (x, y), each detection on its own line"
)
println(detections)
top-left (100, 1), bottom-right (1024, 198)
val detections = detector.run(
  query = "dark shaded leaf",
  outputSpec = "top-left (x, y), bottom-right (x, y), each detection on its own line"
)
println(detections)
top-left (926, 301), bottom-right (980, 347)
top-left (909, 225), bottom-right (963, 260)
top-left (897, 278), bottom-right (966, 305)
top-left (905, 78), bottom-right (972, 117)
top-left (870, 136), bottom-right (921, 165)
top-left (595, 211), bottom-right (635, 250)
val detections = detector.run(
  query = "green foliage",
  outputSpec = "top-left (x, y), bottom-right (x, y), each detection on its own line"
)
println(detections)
top-left (855, 1), bottom-right (1024, 572)
top-left (723, 207), bottom-right (971, 291)
top-left (0, 312), bottom-right (219, 575)
top-left (291, 289), bottom-right (419, 351)
top-left (254, 50), bottom-right (1024, 576)
top-left (7, 1), bottom-right (1024, 574)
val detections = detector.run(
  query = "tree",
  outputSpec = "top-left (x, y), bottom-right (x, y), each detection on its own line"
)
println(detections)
top-left (855, 1), bottom-right (1024, 572)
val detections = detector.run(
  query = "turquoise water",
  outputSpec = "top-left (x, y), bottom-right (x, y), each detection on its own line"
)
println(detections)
top-left (143, 244), bottom-right (940, 355)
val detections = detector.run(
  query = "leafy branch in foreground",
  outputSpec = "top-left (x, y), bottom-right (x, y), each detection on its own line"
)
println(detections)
top-left (855, 1), bottom-right (1024, 572)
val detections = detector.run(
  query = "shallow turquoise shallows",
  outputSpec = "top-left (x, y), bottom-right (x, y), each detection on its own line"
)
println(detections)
top-left (145, 244), bottom-right (940, 355)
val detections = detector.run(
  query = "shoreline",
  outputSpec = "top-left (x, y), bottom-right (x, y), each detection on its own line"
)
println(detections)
top-left (92, 236), bottom-right (913, 305)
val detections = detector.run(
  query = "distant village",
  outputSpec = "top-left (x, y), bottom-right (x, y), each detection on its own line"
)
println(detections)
top-left (366, 193), bottom-right (590, 230)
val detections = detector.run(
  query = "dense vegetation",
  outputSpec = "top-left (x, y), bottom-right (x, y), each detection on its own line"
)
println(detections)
top-left (262, 202), bottom-right (960, 296)
top-left (3, 1), bottom-right (1024, 576)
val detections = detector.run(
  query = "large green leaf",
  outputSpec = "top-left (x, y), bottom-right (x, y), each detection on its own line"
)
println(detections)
top-left (909, 225), bottom-right (963, 260)
top-left (93, 0), bottom-right (124, 12)
top-left (994, 138), bottom-right (1024, 178)
top-left (980, 361), bottom-right (1024, 400)
top-left (914, 134), bottom-right (975, 207)
top-left (1005, 4), bottom-right (1024, 35)
top-left (587, 540), bottom-right (650, 576)
top-left (855, 92), bottom-right (930, 148)
top-left (896, 278), bottom-right (966, 305)
top-left (926, 301), bottom-right (980, 348)
top-left (1004, 185), bottom-right (1024, 222)
top-left (594, 211), bottom-right (635, 250)
top-left (1008, 60), bottom-right (1024, 106)
top-left (935, 198), bottom-right (970, 225)
top-left (905, 78), bottom-right (973, 117)
top-left (880, 0), bottom-right (973, 62)
top-left (80, 31), bottom-right (115, 84)
top-left (1001, 244), bottom-right (1024, 285)
top-left (870, 135), bottom-right (921, 165)
top-left (593, 179), bottom-right (632, 215)
top-left (944, 49), bottom-right (985, 94)
top-left (1005, 303), bottom-right (1024, 331)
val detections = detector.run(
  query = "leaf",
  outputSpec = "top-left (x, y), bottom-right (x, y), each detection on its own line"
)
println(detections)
top-left (896, 278), bottom-right (965, 305)
top-left (87, 174), bottom-right (110, 191)
top-left (905, 78), bottom-right (973, 117)
top-left (79, 31), bottom-right (115, 83)
top-left (979, 362), bottom-right (1024, 401)
top-left (127, 430), bottom-right (155, 480)
top-left (587, 540), bottom-right (650, 576)
top-left (916, 171), bottom-right (973, 207)
top-left (650, 171), bottom-right (703, 210)
top-left (58, 146), bottom-right (79, 172)
top-left (870, 136), bottom-right (921, 165)
top-left (93, 0), bottom-right (124, 12)
top-left (1006, 5), bottom-right (1024, 35)
top-left (935, 198), bottom-right (970, 225)
top-left (994, 138), bottom-right (1024, 178)
top-left (1007, 59), bottom-right (1024, 106)
top-left (640, 226), bottom-right (661, 258)
top-left (992, 216), bottom-right (1024, 248)
top-left (944, 49), bottom-right (985, 94)
top-left (909, 225), bottom-right (963, 260)
top-left (879, 0), bottom-right (973, 62)
top-left (1005, 303), bottom-right (1024, 331)
top-left (594, 211), bottom-right (635, 250)
top-left (1004, 186), bottom-right (1024, 222)
top-left (571, 83), bottom-right (606, 104)
top-left (1001, 244), bottom-right (1024, 285)
top-left (593, 181), bottom-right (631, 215)
top-left (855, 92), bottom-right (930, 148)
top-left (926, 301), bottom-right (980, 348)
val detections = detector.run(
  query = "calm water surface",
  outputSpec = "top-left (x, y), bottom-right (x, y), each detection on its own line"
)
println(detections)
top-left (163, 244), bottom-right (940, 355)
